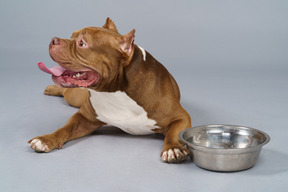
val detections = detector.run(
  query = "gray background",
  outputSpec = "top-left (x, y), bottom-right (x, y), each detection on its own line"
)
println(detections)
top-left (1, 0), bottom-right (287, 191)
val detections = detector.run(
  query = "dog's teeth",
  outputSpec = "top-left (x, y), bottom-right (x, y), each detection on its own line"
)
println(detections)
top-left (73, 73), bottom-right (79, 78)
top-left (72, 72), bottom-right (85, 78)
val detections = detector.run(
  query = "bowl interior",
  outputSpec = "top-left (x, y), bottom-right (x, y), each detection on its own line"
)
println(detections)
top-left (181, 125), bottom-right (269, 149)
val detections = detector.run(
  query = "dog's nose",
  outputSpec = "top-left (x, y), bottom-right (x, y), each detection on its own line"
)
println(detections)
top-left (50, 37), bottom-right (61, 45)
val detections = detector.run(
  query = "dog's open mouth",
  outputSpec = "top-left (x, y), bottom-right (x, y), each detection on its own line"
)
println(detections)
top-left (38, 62), bottom-right (99, 88)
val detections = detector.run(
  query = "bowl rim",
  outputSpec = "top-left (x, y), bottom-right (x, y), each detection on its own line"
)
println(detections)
top-left (179, 124), bottom-right (270, 154)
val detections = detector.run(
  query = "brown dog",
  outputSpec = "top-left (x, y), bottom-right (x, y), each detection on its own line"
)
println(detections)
top-left (28, 18), bottom-right (191, 163)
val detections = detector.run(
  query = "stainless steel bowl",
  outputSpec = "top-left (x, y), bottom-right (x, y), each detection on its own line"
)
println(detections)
top-left (179, 125), bottom-right (270, 172)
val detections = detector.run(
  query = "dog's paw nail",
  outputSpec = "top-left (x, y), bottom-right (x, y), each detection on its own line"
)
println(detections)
top-left (174, 148), bottom-right (183, 159)
top-left (167, 149), bottom-right (176, 163)
top-left (162, 151), bottom-right (168, 162)
top-left (183, 149), bottom-right (189, 156)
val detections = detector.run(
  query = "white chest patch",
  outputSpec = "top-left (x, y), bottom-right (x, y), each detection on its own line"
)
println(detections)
top-left (88, 90), bottom-right (159, 135)
top-left (137, 46), bottom-right (146, 61)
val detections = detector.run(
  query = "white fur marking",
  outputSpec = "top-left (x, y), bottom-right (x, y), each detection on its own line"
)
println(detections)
top-left (34, 140), bottom-right (43, 149)
top-left (30, 139), bottom-right (47, 151)
top-left (30, 139), bottom-right (39, 145)
top-left (89, 90), bottom-right (159, 135)
top-left (168, 149), bottom-right (176, 161)
top-left (138, 46), bottom-right (146, 61)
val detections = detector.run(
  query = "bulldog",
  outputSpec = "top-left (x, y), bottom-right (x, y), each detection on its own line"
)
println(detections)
top-left (28, 18), bottom-right (191, 163)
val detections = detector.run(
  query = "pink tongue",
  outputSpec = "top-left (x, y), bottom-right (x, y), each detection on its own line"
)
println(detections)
top-left (38, 62), bottom-right (67, 76)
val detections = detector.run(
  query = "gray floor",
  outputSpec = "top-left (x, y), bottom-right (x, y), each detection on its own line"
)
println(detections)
top-left (1, 1), bottom-right (288, 192)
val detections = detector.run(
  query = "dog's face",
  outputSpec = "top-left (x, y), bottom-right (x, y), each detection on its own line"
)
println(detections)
top-left (49, 18), bottom-right (135, 88)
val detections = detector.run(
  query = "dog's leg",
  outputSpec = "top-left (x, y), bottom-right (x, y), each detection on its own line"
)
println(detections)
top-left (44, 85), bottom-right (89, 108)
top-left (161, 114), bottom-right (191, 163)
top-left (28, 111), bottom-right (104, 152)
top-left (44, 85), bottom-right (67, 96)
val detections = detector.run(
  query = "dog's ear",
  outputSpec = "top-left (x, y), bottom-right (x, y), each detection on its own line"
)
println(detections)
top-left (103, 17), bottom-right (118, 33)
top-left (119, 29), bottom-right (135, 57)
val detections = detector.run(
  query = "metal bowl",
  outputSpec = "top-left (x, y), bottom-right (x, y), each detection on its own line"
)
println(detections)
top-left (179, 125), bottom-right (270, 172)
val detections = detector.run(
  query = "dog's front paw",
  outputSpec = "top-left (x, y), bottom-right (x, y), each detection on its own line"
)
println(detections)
top-left (28, 135), bottom-right (62, 153)
top-left (161, 148), bottom-right (190, 163)
top-left (28, 138), bottom-right (50, 152)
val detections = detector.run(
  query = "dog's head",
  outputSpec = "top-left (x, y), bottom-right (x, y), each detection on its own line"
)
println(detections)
top-left (44, 18), bottom-right (135, 89)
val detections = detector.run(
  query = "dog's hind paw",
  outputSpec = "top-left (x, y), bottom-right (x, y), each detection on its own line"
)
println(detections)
top-left (44, 85), bottom-right (65, 96)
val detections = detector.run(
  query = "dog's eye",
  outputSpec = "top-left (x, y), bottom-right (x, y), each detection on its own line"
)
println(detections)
top-left (79, 40), bottom-right (86, 47)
